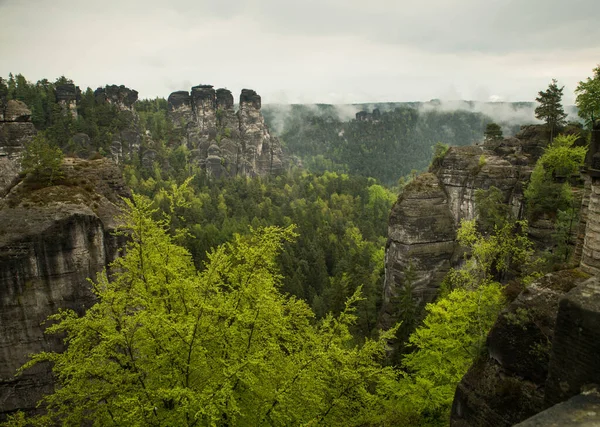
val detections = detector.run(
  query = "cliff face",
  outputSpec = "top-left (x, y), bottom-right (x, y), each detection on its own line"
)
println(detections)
top-left (0, 100), bottom-right (36, 196)
top-left (167, 86), bottom-right (285, 178)
top-left (450, 126), bottom-right (600, 426)
top-left (451, 270), bottom-right (590, 426)
top-left (0, 106), bottom-right (129, 418)
top-left (382, 128), bottom-right (539, 332)
top-left (380, 173), bottom-right (456, 330)
top-left (94, 85), bottom-right (141, 164)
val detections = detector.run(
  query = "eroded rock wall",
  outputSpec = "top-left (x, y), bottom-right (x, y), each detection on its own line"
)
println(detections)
top-left (0, 100), bottom-right (36, 197)
top-left (381, 173), bottom-right (456, 330)
top-left (167, 86), bottom-right (285, 178)
top-left (0, 157), bottom-right (129, 419)
top-left (450, 270), bottom-right (589, 427)
top-left (94, 85), bottom-right (141, 164)
top-left (382, 132), bottom-right (537, 335)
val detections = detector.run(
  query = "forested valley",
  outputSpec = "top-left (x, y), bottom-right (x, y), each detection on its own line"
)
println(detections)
top-left (1, 66), bottom-right (599, 426)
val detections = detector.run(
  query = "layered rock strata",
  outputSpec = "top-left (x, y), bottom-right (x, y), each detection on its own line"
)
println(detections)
top-left (167, 86), bottom-right (285, 178)
top-left (382, 130), bottom-right (538, 336)
top-left (0, 157), bottom-right (129, 420)
top-left (94, 85), bottom-right (141, 164)
top-left (450, 270), bottom-right (589, 426)
top-left (381, 173), bottom-right (456, 330)
top-left (0, 100), bottom-right (36, 196)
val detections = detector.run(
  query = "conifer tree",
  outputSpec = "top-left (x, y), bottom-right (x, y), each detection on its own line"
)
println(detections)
top-left (484, 122), bottom-right (503, 141)
top-left (535, 79), bottom-right (567, 142)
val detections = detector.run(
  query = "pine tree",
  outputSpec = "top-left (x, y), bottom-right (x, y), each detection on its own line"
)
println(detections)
top-left (535, 79), bottom-right (567, 142)
top-left (484, 122), bottom-right (503, 141)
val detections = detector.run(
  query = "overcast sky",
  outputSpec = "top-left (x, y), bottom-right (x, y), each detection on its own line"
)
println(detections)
top-left (0, 0), bottom-right (598, 104)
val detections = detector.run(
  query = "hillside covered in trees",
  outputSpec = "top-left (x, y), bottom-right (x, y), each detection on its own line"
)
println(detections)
top-left (1, 64), bottom-right (599, 426)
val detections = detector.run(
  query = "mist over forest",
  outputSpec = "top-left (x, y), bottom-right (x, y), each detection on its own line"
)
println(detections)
top-left (1, 0), bottom-right (600, 423)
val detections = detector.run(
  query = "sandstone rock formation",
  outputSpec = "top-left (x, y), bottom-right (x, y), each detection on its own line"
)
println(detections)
top-left (450, 270), bottom-right (589, 426)
top-left (95, 85), bottom-right (141, 164)
top-left (0, 157), bottom-right (129, 420)
top-left (451, 126), bottom-right (600, 426)
top-left (167, 85), bottom-right (285, 178)
top-left (0, 100), bottom-right (36, 197)
top-left (382, 129), bottom-right (539, 337)
top-left (55, 83), bottom-right (79, 119)
top-left (381, 173), bottom-right (456, 331)
top-left (545, 277), bottom-right (600, 407)
top-left (515, 388), bottom-right (600, 426)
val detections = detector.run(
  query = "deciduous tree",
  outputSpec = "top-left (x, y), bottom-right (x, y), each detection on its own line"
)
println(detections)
top-left (18, 193), bottom-right (396, 427)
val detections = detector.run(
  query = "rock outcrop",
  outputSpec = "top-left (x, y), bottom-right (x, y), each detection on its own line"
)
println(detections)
top-left (0, 100), bottom-right (36, 196)
top-left (544, 277), bottom-right (600, 407)
top-left (167, 86), bottom-right (285, 178)
top-left (0, 157), bottom-right (129, 420)
top-left (381, 173), bottom-right (456, 331)
top-left (450, 270), bottom-right (590, 426)
top-left (55, 83), bottom-right (79, 119)
top-left (515, 388), bottom-right (600, 426)
top-left (451, 124), bottom-right (600, 426)
top-left (382, 129), bottom-right (539, 337)
top-left (94, 85), bottom-right (141, 164)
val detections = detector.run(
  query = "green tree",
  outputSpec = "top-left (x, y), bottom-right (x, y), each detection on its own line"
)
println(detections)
top-left (474, 186), bottom-right (512, 234)
top-left (483, 122), bottom-right (503, 141)
top-left (575, 65), bottom-right (600, 128)
top-left (445, 218), bottom-right (537, 290)
top-left (524, 134), bottom-right (587, 218)
top-left (535, 79), bottom-right (568, 142)
top-left (429, 142), bottom-right (449, 170)
top-left (397, 283), bottom-right (505, 424)
top-left (21, 133), bottom-right (64, 184)
top-left (18, 194), bottom-right (397, 426)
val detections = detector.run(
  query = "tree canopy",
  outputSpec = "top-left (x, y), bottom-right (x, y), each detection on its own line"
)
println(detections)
top-left (20, 133), bottom-right (64, 185)
top-left (535, 79), bottom-right (567, 141)
top-left (575, 65), bottom-right (600, 128)
top-left (524, 134), bottom-right (587, 219)
top-left (18, 193), bottom-right (397, 426)
top-left (483, 122), bottom-right (503, 141)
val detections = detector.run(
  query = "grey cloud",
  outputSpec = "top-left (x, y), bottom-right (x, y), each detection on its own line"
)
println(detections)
top-left (0, 0), bottom-right (598, 103)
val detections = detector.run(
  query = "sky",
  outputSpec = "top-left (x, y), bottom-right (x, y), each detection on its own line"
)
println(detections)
top-left (0, 0), bottom-right (599, 104)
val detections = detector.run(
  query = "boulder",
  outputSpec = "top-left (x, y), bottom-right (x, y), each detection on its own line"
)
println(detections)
top-left (516, 389), bottom-right (600, 427)
top-left (4, 100), bottom-right (31, 122)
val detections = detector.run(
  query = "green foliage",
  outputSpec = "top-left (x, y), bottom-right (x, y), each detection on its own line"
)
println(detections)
top-left (474, 186), bottom-right (512, 233)
top-left (575, 65), bottom-right (600, 127)
top-left (535, 79), bottom-right (567, 141)
top-left (397, 283), bottom-right (505, 424)
top-left (484, 122), bottom-right (503, 140)
top-left (2, 74), bottom-right (135, 156)
top-left (19, 194), bottom-right (398, 426)
top-left (445, 219), bottom-right (537, 290)
top-left (550, 207), bottom-right (579, 264)
top-left (478, 154), bottom-right (486, 169)
top-left (525, 134), bottom-right (586, 218)
top-left (270, 105), bottom-right (490, 185)
top-left (128, 168), bottom-right (394, 338)
top-left (429, 142), bottom-right (449, 169)
top-left (21, 133), bottom-right (64, 184)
